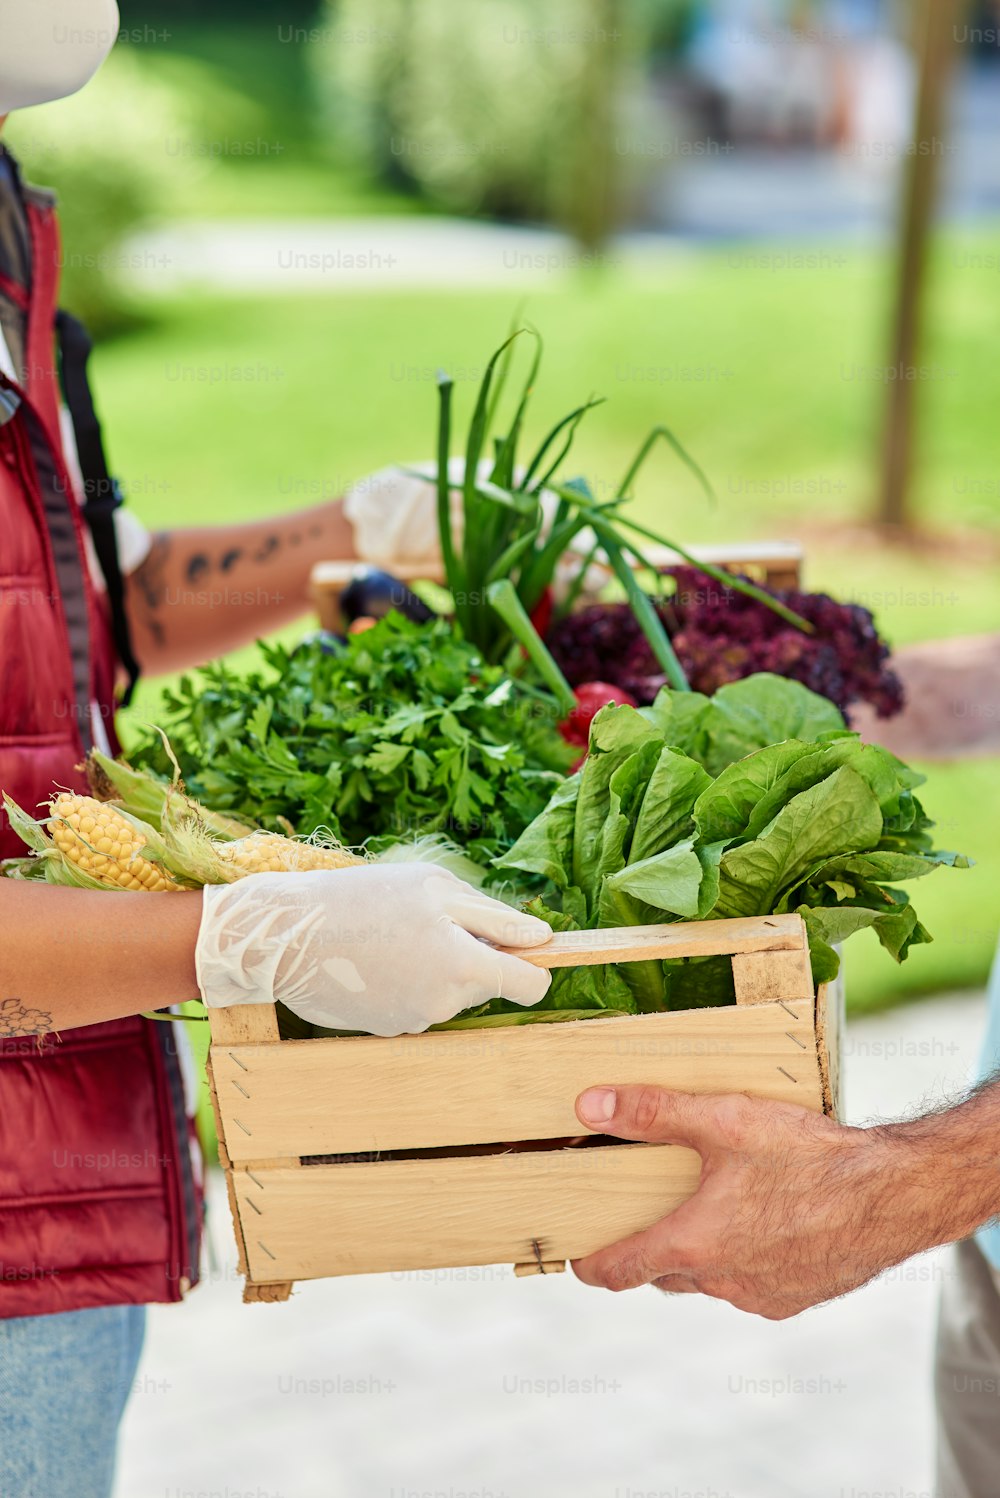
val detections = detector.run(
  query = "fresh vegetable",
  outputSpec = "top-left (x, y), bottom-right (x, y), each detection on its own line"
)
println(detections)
top-left (340, 567), bottom-right (433, 628)
top-left (546, 567), bottom-right (904, 721)
top-left (132, 614), bottom-right (576, 863)
top-left (2, 783), bottom-right (364, 892)
top-left (45, 793), bottom-right (180, 892)
top-left (430, 329), bottom-right (811, 679)
top-left (560, 682), bottom-right (638, 748)
top-left (441, 673), bottom-right (968, 1028)
top-left (296, 630), bottom-right (344, 656)
top-left (215, 832), bottom-right (362, 875)
top-left (665, 567), bottom-right (904, 718)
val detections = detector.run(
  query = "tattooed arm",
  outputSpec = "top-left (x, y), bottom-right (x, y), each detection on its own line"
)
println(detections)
top-left (0, 882), bottom-right (201, 1036)
top-left (125, 499), bottom-right (358, 676)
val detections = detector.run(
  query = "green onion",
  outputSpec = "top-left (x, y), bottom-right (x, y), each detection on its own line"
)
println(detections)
top-left (487, 580), bottom-right (576, 717)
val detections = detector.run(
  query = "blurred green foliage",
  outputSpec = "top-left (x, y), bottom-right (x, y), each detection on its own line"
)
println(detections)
top-left (313, 0), bottom-right (662, 237)
top-left (6, 48), bottom-right (266, 334)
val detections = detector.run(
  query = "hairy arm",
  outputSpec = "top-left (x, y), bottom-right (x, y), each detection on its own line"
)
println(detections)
top-left (125, 498), bottom-right (358, 677)
top-left (569, 1082), bottom-right (1000, 1317)
top-left (0, 882), bottom-right (202, 1036)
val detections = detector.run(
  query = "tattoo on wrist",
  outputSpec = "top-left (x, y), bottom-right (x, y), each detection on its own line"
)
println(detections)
top-left (186, 553), bottom-right (210, 586)
top-left (252, 534), bottom-right (280, 563)
top-left (130, 532), bottom-right (171, 647)
top-left (0, 997), bottom-right (54, 1039)
top-left (181, 535), bottom-right (283, 579)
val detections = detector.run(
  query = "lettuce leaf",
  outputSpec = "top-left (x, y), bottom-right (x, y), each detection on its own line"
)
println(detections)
top-left (482, 675), bottom-right (967, 1027)
top-left (711, 766), bottom-right (884, 919)
top-left (631, 748), bottom-right (712, 862)
top-left (695, 674), bottom-right (846, 776)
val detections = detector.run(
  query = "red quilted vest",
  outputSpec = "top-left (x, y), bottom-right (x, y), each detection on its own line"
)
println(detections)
top-left (0, 169), bottom-right (201, 1317)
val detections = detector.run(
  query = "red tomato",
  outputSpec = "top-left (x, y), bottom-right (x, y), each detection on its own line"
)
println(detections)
top-left (559, 681), bottom-right (638, 747)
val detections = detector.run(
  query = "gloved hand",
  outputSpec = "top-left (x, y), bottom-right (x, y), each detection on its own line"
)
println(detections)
top-left (343, 458), bottom-right (605, 601)
top-left (195, 862), bottom-right (552, 1037)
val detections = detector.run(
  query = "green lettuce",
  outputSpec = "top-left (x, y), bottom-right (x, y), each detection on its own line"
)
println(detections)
top-left (477, 672), bottom-right (970, 1025)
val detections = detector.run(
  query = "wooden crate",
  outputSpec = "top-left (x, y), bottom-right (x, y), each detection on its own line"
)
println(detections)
top-left (207, 912), bottom-right (842, 1302)
top-left (310, 540), bottom-right (804, 634)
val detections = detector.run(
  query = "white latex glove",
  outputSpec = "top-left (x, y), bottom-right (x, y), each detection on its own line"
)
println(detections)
top-left (195, 863), bottom-right (552, 1037)
top-left (343, 458), bottom-right (607, 602)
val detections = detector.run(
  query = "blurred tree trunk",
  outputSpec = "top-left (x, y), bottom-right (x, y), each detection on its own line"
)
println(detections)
top-left (876, 0), bottom-right (965, 529)
top-left (565, 0), bottom-right (621, 252)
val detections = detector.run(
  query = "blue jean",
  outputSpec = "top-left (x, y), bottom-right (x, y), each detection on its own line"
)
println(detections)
top-left (0, 1304), bottom-right (145, 1498)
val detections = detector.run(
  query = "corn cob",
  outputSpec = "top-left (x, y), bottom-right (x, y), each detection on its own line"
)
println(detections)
top-left (216, 831), bottom-right (363, 875)
top-left (4, 765), bottom-right (365, 891)
top-left (48, 794), bottom-right (179, 892)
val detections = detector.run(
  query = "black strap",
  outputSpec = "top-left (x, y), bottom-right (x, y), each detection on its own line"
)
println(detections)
top-left (56, 310), bottom-right (141, 706)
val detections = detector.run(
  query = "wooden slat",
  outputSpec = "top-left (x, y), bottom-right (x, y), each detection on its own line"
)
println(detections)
top-left (208, 1003), bottom-right (281, 1047)
top-left (816, 973), bottom-right (845, 1121)
top-left (235, 1143), bottom-right (703, 1281)
top-left (242, 1281), bottom-right (293, 1304)
top-left (499, 913), bottom-right (806, 969)
top-left (213, 997), bottom-right (823, 1161)
top-left (309, 542), bottom-right (802, 602)
top-left (628, 540), bottom-right (803, 581)
top-left (209, 1002), bottom-right (296, 1299)
top-left (312, 559), bottom-right (443, 589)
top-left (732, 947), bottom-right (813, 1005)
top-left (309, 544), bottom-right (802, 631)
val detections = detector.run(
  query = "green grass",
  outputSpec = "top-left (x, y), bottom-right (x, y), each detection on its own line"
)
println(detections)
top-left (92, 235), bottom-right (1000, 1014)
top-left (133, 20), bottom-right (427, 221)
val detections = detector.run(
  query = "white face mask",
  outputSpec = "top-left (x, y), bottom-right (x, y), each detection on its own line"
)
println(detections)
top-left (0, 0), bottom-right (120, 114)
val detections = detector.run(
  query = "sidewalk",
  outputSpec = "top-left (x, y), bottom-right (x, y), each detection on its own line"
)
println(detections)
top-left (121, 216), bottom-right (695, 296)
top-left (118, 989), bottom-right (986, 1498)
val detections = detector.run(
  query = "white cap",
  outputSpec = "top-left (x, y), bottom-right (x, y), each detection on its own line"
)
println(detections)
top-left (0, 0), bottom-right (120, 114)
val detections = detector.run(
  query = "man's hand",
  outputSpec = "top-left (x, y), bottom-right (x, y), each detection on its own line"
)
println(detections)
top-left (569, 1083), bottom-right (996, 1320)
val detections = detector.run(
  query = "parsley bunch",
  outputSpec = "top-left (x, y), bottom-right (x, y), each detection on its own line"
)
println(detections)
top-left (133, 615), bottom-right (575, 863)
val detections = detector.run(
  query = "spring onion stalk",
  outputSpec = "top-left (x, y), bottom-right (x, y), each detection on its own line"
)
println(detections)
top-left (616, 422), bottom-right (717, 508)
top-left (486, 579), bottom-right (577, 717)
top-left (434, 371), bottom-right (463, 610)
top-left (592, 523), bottom-right (691, 691)
top-left (613, 512), bottom-right (816, 634)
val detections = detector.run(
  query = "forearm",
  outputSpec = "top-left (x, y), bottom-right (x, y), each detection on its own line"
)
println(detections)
top-left (0, 882), bottom-right (202, 1036)
top-left (125, 499), bottom-right (358, 676)
top-left (875, 1080), bottom-right (1000, 1255)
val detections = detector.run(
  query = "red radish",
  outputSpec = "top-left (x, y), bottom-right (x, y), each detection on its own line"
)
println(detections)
top-left (559, 681), bottom-right (638, 747)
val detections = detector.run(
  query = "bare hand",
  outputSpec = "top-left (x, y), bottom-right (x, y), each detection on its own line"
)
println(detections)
top-left (570, 1085), bottom-right (927, 1319)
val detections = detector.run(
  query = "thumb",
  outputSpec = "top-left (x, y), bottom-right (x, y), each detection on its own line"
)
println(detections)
top-left (575, 1084), bottom-right (718, 1149)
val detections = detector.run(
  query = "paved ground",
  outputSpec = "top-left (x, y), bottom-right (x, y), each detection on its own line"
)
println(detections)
top-left (123, 215), bottom-right (697, 296)
top-left (117, 988), bottom-right (986, 1498)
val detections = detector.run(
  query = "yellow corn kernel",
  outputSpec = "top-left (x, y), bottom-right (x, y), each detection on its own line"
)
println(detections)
top-left (216, 831), bottom-right (363, 877)
top-left (48, 794), bottom-right (179, 893)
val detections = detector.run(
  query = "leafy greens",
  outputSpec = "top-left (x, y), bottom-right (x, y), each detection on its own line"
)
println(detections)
top-left (132, 615), bottom-right (575, 863)
top-left (461, 673), bottom-right (969, 1026)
